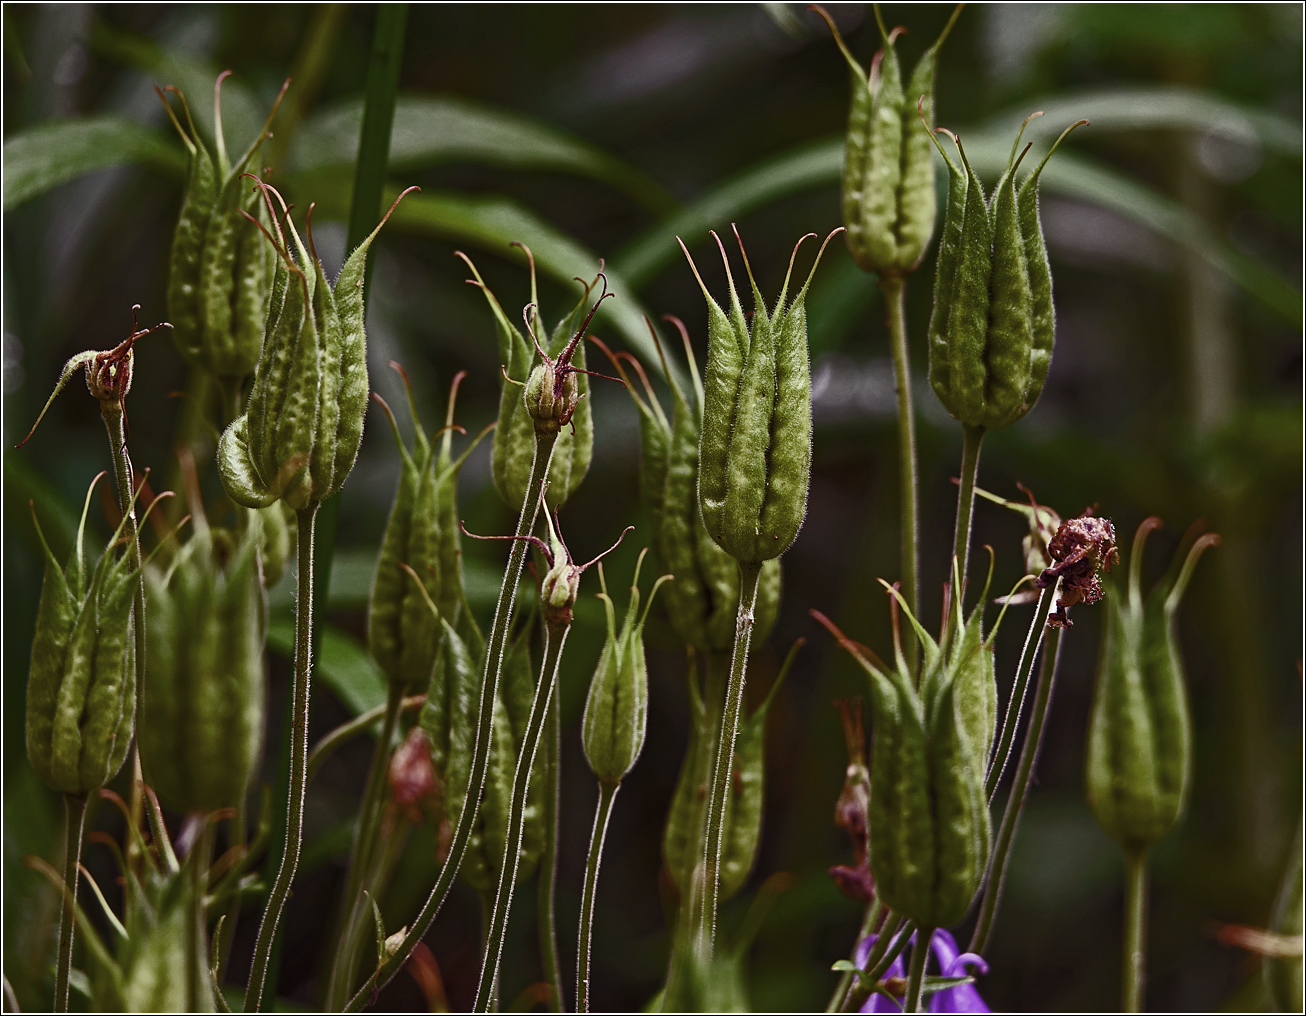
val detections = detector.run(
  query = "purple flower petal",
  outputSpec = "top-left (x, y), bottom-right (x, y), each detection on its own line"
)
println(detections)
top-left (925, 930), bottom-right (990, 1014)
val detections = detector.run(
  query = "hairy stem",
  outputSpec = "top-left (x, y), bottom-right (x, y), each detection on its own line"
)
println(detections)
top-left (1123, 847), bottom-right (1148, 1013)
top-left (244, 504), bottom-right (318, 1012)
top-left (539, 684), bottom-right (565, 1013)
top-left (55, 793), bottom-right (87, 1013)
top-left (985, 585), bottom-right (1057, 800)
top-left (825, 897), bottom-right (881, 1013)
top-left (952, 424), bottom-right (985, 607)
top-left (344, 431), bottom-right (559, 1010)
top-left (880, 275), bottom-right (919, 671)
top-left (904, 925), bottom-right (933, 1014)
top-left (577, 780), bottom-right (619, 1013)
top-left (475, 616), bottom-right (572, 1011)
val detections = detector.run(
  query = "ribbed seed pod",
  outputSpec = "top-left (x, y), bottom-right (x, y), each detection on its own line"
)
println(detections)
top-left (683, 227), bottom-right (839, 565)
top-left (157, 74), bottom-right (287, 382)
top-left (1086, 518), bottom-right (1219, 849)
top-left (218, 183), bottom-right (415, 510)
top-left (255, 501), bottom-right (295, 587)
top-left (26, 475), bottom-right (147, 795)
top-left (597, 322), bottom-right (781, 654)
top-left (814, 5), bottom-right (961, 277)
top-left (925, 114), bottom-right (1088, 431)
top-left (140, 515), bottom-right (267, 815)
top-left (457, 247), bottom-right (599, 511)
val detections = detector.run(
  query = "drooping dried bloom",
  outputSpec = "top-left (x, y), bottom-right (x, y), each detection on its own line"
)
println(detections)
top-left (1036, 509), bottom-right (1119, 627)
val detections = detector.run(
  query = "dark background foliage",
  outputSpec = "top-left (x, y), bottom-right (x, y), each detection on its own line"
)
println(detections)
top-left (3, 3), bottom-right (1301, 1011)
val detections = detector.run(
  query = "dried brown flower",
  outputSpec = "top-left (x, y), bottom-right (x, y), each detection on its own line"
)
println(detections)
top-left (1036, 509), bottom-right (1119, 627)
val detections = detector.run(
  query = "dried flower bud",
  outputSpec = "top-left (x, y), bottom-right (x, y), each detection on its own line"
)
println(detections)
top-left (1036, 509), bottom-right (1119, 627)
top-left (829, 698), bottom-right (874, 903)
top-left (389, 726), bottom-right (439, 825)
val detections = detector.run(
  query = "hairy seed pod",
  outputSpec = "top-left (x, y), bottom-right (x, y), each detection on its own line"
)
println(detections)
top-left (682, 227), bottom-right (839, 565)
top-left (26, 476), bottom-right (146, 795)
top-left (158, 74), bottom-right (287, 382)
top-left (218, 184), bottom-right (415, 510)
top-left (925, 114), bottom-right (1088, 432)
top-left (140, 513), bottom-right (267, 815)
top-left (255, 501), bottom-right (295, 587)
top-left (457, 246), bottom-right (601, 511)
top-left (814, 5), bottom-right (961, 277)
top-left (1086, 519), bottom-right (1219, 850)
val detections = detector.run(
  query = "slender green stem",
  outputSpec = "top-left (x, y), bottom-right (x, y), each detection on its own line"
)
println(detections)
top-left (1123, 847), bottom-right (1148, 1013)
top-left (187, 819), bottom-right (215, 1012)
top-left (325, 683), bottom-right (405, 1009)
top-left (539, 684), bottom-right (565, 1013)
top-left (970, 625), bottom-right (1065, 954)
top-left (904, 925), bottom-right (933, 1014)
top-left (952, 423), bottom-right (985, 607)
top-left (214, 804), bottom-right (244, 985)
top-left (699, 559), bottom-right (763, 953)
top-left (826, 898), bottom-right (881, 1013)
top-left (880, 275), bottom-right (919, 670)
top-left (577, 781), bottom-right (619, 1013)
top-left (344, 431), bottom-right (559, 1011)
top-left (867, 918), bottom-right (913, 984)
top-left (306, 695), bottom-right (425, 785)
top-left (476, 616), bottom-right (573, 1011)
top-left (244, 504), bottom-right (318, 1012)
top-left (54, 793), bottom-right (87, 1013)
top-left (985, 585), bottom-right (1057, 800)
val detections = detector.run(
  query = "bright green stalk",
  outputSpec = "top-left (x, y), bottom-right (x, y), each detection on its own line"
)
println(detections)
top-left (54, 793), bottom-right (87, 1013)
top-left (577, 781), bottom-right (619, 1013)
top-left (475, 616), bottom-right (573, 1011)
top-left (1123, 848), bottom-right (1148, 1013)
top-left (904, 925), bottom-right (933, 1014)
top-left (952, 424), bottom-right (985, 605)
top-left (880, 275), bottom-right (919, 670)
top-left (539, 686), bottom-right (565, 1013)
top-left (244, 504), bottom-right (318, 1012)
top-left (699, 560), bottom-right (763, 952)
top-left (344, 431), bottom-right (559, 1011)
top-left (826, 897), bottom-right (881, 1013)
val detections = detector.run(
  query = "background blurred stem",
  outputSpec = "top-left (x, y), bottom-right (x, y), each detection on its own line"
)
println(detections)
top-left (576, 780), bottom-right (618, 1013)
top-left (539, 686), bottom-right (564, 1012)
top-left (268, 2), bottom-right (349, 170)
top-left (53, 792), bottom-right (85, 1013)
top-left (825, 897), bottom-right (880, 1013)
top-left (1123, 847), bottom-right (1148, 1013)
top-left (214, 803), bottom-right (244, 985)
top-left (951, 423), bottom-right (985, 610)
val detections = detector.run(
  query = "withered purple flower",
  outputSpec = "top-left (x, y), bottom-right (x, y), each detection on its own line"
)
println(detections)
top-left (1035, 508), bottom-right (1119, 627)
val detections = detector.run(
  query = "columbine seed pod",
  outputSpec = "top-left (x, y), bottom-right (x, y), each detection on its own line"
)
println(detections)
top-left (595, 321), bottom-right (781, 654)
top-left (814, 4), bottom-right (962, 277)
top-left (582, 551), bottom-right (671, 786)
top-left (26, 475), bottom-right (157, 795)
top-left (682, 227), bottom-right (839, 565)
top-left (218, 183), bottom-right (416, 510)
top-left (140, 511), bottom-right (267, 815)
top-left (458, 246), bottom-right (603, 511)
top-left (256, 501), bottom-right (295, 587)
top-left (924, 112), bottom-right (1088, 431)
top-left (157, 74), bottom-right (288, 382)
top-left (1086, 518), bottom-right (1219, 849)
top-left (369, 366), bottom-right (490, 693)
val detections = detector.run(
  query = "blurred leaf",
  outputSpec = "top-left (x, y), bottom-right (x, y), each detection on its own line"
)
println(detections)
top-left (3, 453), bottom-right (92, 563)
top-left (294, 95), bottom-right (679, 216)
top-left (267, 620), bottom-right (386, 716)
top-left (2, 116), bottom-right (185, 211)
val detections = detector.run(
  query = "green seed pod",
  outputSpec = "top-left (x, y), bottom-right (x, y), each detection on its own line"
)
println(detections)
top-left (457, 246), bottom-right (601, 511)
top-left (924, 114), bottom-right (1088, 432)
top-left (139, 511), bottom-right (267, 815)
top-left (814, 5), bottom-right (961, 277)
top-left (596, 321), bottom-right (781, 654)
top-left (255, 500), bottom-right (295, 587)
top-left (682, 228), bottom-right (839, 565)
top-left (26, 475), bottom-right (151, 796)
top-left (121, 863), bottom-right (215, 1013)
top-left (582, 551), bottom-right (671, 786)
top-left (1086, 518), bottom-right (1219, 850)
top-left (157, 74), bottom-right (288, 382)
top-left (369, 366), bottom-right (490, 693)
top-left (218, 184), bottom-right (415, 510)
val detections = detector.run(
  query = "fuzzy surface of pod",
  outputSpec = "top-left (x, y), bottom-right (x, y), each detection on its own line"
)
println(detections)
top-left (140, 518), bottom-right (267, 815)
top-left (459, 248), bottom-right (597, 511)
top-left (159, 75), bottom-right (286, 382)
top-left (582, 552), bottom-right (669, 785)
top-left (255, 501), bottom-right (295, 586)
top-left (1086, 519), bottom-right (1218, 850)
top-left (925, 114), bottom-right (1087, 432)
top-left (25, 478), bottom-right (141, 796)
top-left (817, 5), bottom-right (960, 277)
top-left (218, 185), bottom-right (411, 510)
top-left (369, 370), bottom-right (487, 694)
top-left (685, 228), bottom-right (839, 565)
top-left (605, 324), bottom-right (781, 654)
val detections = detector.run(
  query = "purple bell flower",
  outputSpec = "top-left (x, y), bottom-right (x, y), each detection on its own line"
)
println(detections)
top-left (853, 929), bottom-right (990, 1014)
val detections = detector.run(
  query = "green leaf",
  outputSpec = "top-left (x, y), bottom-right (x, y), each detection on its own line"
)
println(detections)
top-left (2, 116), bottom-right (185, 210)
top-left (3, 452), bottom-right (93, 563)
top-left (266, 621), bottom-right (386, 715)
top-left (294, 95), bottom-right (679, 216)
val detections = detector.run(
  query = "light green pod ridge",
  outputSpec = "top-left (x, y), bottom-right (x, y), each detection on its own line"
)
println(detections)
top-left (256, 501), bottom-right (295, 587)
top-left (1086, 519), bottom-right (1218, 850)
top-left (457, 249), bottom-right (595, 512)
top-left (26, 477), bottom-right (141, 796)
top-left (685, 229), bottom-right (838, 565)
top-left (159, 75), bottom-right (287, 381)
top-left (140, 516), bottom-right (267, 815)
top-left (121, 865), bottom-right (215, 1013)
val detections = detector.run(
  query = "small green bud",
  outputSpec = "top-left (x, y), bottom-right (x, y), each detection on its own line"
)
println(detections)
top-left (925, 112), bottom-right (1088, 432)
top-left (814, 4), bottom-right (962, 277)
top-left (681, 227), bottom-right (839, 565)
top-left (157, 74), bottom-right (288, 381)
top-left (218, 183), bottom-right (417, 510)
top-left (582, 551), bottom-right (671, 786)
top-left (1086, 518), bottom-right (1219, 850)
